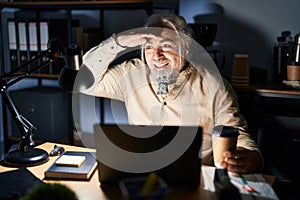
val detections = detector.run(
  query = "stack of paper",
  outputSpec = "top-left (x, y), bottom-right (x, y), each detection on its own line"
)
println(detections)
top-left (201, 166), bottom-right (279, 200)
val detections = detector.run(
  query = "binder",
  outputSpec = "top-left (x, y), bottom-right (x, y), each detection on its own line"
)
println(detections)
top-left (38, 20), bottom-right (50, 74)
top-left (28, 21), bottom-right (39, 71)
top-left (5, 18), bottom-right (79, 75)
top-left (17, 20), bottom-right (28, 70)
top-left (7, 20), bottom-right (18, 70)
top-left (38, 19), bottom-right (79, 74)
top-left (39, 20), bottom-right (49, 52)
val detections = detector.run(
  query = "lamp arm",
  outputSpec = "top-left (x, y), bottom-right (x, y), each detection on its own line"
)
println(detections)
top-left (0, 88), bottom-right (37, 152)
top-left (0, 50), bottom-right (50, 80)
top-left (0, 49), bottom-right (61, 88)
top-left (0, 48), bottom-right (61, 152)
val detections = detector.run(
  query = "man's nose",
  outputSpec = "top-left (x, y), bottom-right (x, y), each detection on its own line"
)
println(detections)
top-left (153, 48), bottom-right (163, 59)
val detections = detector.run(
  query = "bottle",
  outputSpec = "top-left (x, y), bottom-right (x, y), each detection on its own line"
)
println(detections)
top-left (273, 34), bottom-right (289, 83)
top-left (286, 33), bottom-right (300, 81)
top-left (282, 31), bottom-right (294, 65)
top-left (292, 33), bottom-right (300, 66)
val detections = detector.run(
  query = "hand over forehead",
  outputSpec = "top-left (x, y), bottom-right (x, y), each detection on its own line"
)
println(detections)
top-left (115, 27), bottom-right (175, 47)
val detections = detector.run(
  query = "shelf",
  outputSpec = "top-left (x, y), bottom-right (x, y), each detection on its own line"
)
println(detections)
top-left (6, 72), bottom-right (59, 79)
top-left (28, 73), bottom-right (59, 79)
top-left (0, 0), bottom-right (180, 161)
top-left (0, 0), bottom-right (152, 5)
top-left (0, 1), bottom-right (153, 13)
top-left (0, 0), bottom-right (155, 77)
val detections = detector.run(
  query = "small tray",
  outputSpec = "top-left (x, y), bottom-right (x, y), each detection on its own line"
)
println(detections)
top-left (119, 176), bottom-right (169, 200)
top-left (283, 80), bottom-right (300, 89)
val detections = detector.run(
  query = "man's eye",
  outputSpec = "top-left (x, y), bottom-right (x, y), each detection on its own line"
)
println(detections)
top-left (162, 43), bottom-right (172, 49)
top-left (145, 44), bottom-right (153, 49)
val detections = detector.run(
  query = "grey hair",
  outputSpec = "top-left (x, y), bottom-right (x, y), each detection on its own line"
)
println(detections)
top-left (144, 13), bottom-right (193, 39)
top-left (141, 13), bottom-right (193, 64)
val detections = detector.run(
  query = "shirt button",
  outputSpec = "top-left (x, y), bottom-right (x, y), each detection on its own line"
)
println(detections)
top-left (111, 46), bottom-right (115, 49)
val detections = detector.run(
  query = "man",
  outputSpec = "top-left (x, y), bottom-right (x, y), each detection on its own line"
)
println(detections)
top-left (81, 13), bottom-right (262, 174)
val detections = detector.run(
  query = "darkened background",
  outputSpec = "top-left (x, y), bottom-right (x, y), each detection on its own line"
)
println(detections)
top-left (0, 1), bottom-right (299, 184)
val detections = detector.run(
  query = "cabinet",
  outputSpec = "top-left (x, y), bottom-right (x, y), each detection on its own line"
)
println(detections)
top-left (235, 84), bottom-right (300, 181)
top-left (0, 1), bottom-right (155, 76)
top-left (0, 0), bottom-right (179, 159)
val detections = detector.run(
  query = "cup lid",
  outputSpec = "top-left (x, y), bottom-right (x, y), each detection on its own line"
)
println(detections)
top-left (212, 125), bottom-right (239, 137)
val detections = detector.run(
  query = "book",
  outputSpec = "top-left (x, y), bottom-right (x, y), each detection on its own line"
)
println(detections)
top-left (45, 151), bottom-right (97, 180)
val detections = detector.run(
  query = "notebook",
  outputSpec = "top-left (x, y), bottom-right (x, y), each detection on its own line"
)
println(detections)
top-left (94, 124), bottom-right (202, 187)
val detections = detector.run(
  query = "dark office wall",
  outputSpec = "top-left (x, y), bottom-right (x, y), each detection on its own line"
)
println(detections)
top-left (8, 86), bottom-right (69, 142)
top-left (0, 96), bottom-right (3, 159)
top-left (1, 0), bottom-right (299, 157)
top-left (179, 0), bottom-right (300, 80)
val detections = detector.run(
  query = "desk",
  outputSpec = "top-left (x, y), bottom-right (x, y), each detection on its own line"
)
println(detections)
top-left (0, 142), bottom-right (276, 200)
top-left (233, 84), bottom-right (300, 99)
top-left (233, 84), bottom-right (300, 181)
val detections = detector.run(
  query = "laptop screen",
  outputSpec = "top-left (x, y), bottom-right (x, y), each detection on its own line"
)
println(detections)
top-left (94, 124), bottom-right (202, 187)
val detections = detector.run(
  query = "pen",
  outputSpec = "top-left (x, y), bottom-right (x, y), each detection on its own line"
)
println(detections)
top-left (238, 174), bottom-right (259, 194)
top-left (140, 172), bottom-right (158, 196)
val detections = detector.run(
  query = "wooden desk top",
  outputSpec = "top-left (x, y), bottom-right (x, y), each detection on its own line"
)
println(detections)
top-left (0, 142), bottom-right (213, 200)
top-left (0, 142), bottom-right (276, 200)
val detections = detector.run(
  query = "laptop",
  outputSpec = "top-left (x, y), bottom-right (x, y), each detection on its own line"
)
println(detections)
top-left (94, 124), bottom-right (202, 187)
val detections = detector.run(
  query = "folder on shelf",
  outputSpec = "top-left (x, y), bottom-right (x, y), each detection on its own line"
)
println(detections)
top-left (7, 19), bottom-right (18, 70)
top-left (28, 20), bottom-right (39, 71)
top-left (39, 20), bottom-right (49, 52)
top-left (38, 20), bottom-right (51, 74)
top-left (38, 19), bottom-right (79, 75)
top-left (5, 17), bottom-right (79, 75)
top-left (17, 20), bottom-right (29, 70)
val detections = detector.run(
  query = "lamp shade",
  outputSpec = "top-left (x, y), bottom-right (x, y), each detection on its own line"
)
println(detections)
top-left (58, 44), bottom-right (94, 92)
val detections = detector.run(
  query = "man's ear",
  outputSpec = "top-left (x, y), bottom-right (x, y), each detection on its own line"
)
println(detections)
top-left (184, 40), bottom-right (190, 57)
top-left (185, 48), bottom-right (189, 56)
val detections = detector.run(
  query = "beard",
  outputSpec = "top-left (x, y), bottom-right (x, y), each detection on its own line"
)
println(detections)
top-left (151, 68), bottom-right (180, 95)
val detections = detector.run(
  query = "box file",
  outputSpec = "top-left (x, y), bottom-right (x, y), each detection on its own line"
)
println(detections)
top-left (6, 17), bottom-right (79, 75)
top-left (28, 20), bottom-right (39, 71)
top-left (38, 20), bottom-right (51, 74)
top-left (7, 20), bottom-right (18, 70)
top-left (38, 19), bottom-right (79, 74)
top-left (17, 20), bottom-right (29, 70)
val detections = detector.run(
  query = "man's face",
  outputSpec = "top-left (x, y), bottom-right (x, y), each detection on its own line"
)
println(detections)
top-left (144, 28), bottom-right (185, 74)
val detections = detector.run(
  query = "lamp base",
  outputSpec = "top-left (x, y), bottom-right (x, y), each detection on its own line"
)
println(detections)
top-left (4, 147), bottom-right (49, 167)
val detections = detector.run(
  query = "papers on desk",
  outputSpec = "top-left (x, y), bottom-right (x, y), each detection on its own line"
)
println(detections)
top-left (201, 166), bottom-right (279, 200)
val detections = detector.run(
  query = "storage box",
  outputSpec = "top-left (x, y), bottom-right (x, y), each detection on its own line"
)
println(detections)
top-left (119, 176), bottom-right (168, 200)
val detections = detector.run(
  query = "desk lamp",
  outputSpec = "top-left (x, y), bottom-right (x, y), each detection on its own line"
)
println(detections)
top-left (0, 40), bottom-right (94, 167)
top-left (58, 44), bottom-right (94, 92)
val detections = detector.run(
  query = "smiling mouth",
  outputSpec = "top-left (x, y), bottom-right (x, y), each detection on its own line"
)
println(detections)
top-left (153, 61), bottom-right (169, 69)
